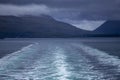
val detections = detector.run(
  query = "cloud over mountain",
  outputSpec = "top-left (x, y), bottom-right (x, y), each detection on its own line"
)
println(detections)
top-left (0, 4), bottom-right (50, 16)
top-left (0, 0), bottom-right (120, 20)
top-left (0, 0), bottom-right (119, 30)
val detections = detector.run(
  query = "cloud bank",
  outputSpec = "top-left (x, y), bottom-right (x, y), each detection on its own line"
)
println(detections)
top-left (0, 0), bottom-right (120, 20)
top-left (0, 4), bottom-right (50, 16)
top-left (0, 4), bottom-right (106, 31)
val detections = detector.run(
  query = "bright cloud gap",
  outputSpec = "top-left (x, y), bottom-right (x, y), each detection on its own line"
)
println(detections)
top-left (71, 20), bottom-right (106, 31)
top-left (55, 19), bottom-right (106, 31)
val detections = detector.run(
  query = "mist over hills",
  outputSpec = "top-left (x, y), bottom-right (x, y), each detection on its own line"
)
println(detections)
top-left (0, 15), bottom-right (120, 38)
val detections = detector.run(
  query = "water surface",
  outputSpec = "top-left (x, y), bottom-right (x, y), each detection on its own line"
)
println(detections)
top-left (0, 38), bottom-right (120, 80)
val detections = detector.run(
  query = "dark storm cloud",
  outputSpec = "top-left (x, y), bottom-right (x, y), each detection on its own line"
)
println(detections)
top-left (0, 0), bottom-right (120, 8)
top-left (0, 0), bottom-right (120, 20)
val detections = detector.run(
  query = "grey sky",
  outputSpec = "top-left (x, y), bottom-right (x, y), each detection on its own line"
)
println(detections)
top-left (0, 4), bottom-right (50, 16)
top-left (0, 0), bottom-right (119, 30)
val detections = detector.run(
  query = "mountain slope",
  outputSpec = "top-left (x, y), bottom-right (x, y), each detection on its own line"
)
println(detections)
top-left (0, 15), bottom-right (89, 38)
top-left (92, 21), bottom-right (120, 36)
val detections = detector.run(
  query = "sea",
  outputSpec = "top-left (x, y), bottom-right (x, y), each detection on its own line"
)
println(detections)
top-left (0, 38), bottom-right (120, 80)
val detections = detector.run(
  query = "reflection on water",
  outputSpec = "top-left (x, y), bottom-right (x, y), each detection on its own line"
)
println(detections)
top-left (0, 40), bottom-right (120, 80)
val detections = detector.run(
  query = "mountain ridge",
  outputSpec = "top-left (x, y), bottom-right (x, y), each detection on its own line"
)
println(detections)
top-left (0, 15), bottom-right (90, 38)
top-left (93, 20), bottom-right (120, 36)
top-left (0, 15), bottom-right (120, 38)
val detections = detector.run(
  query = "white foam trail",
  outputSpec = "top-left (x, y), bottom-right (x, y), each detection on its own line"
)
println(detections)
top-left (0, 42), bottom-right (42, 80)
top-left (73, 43), bottom-right (120, 72)
top-left (0, 42), bottom-right (119, 80)
top-left (8, 46), bottom-right (72, 80)
top-left (0, 42), bottom-right (39, 72)
top-left (52, 46), bottom-right (70, 80)
top-left (16, 45), bottom-right (106, 80)
top-left (67, 45), bottom-right (106, 80)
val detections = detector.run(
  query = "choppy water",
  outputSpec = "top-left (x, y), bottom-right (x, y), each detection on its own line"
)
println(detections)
top-left (0, 39), bottom-right (120, 80)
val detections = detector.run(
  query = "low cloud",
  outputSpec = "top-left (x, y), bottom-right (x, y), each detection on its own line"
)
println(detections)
top-left (56, 19), bottom-right (105, 31)
top-left (71, 20), bottom-right (105, 31)
top-left (0, 0), bottom-right (120, 20)
top-left (0, 4), bottom-right (50, 16)
top-left (0, 4), bottom-right (107, 30)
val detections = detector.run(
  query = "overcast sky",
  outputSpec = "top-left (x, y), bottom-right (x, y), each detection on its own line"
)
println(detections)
top-left (0, 0), bottom-right (120, 30)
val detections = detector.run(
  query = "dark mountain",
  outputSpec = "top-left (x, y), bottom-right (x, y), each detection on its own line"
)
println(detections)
top-left (0, 15), bottom-right (89, 38)
top-left (1, 16), bottom-right (120, 38)
top-left (93, 21), bottom-right (120, 37)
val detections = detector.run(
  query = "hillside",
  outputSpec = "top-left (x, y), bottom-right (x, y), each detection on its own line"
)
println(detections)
top-left (0, 15), bottom-right (89, 38)
top-left (93, 21), bottom-right (120, 36)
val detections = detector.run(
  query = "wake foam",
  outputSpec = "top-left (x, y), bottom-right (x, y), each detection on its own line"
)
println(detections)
top-left (73, 43), bottom-right (120, 72)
